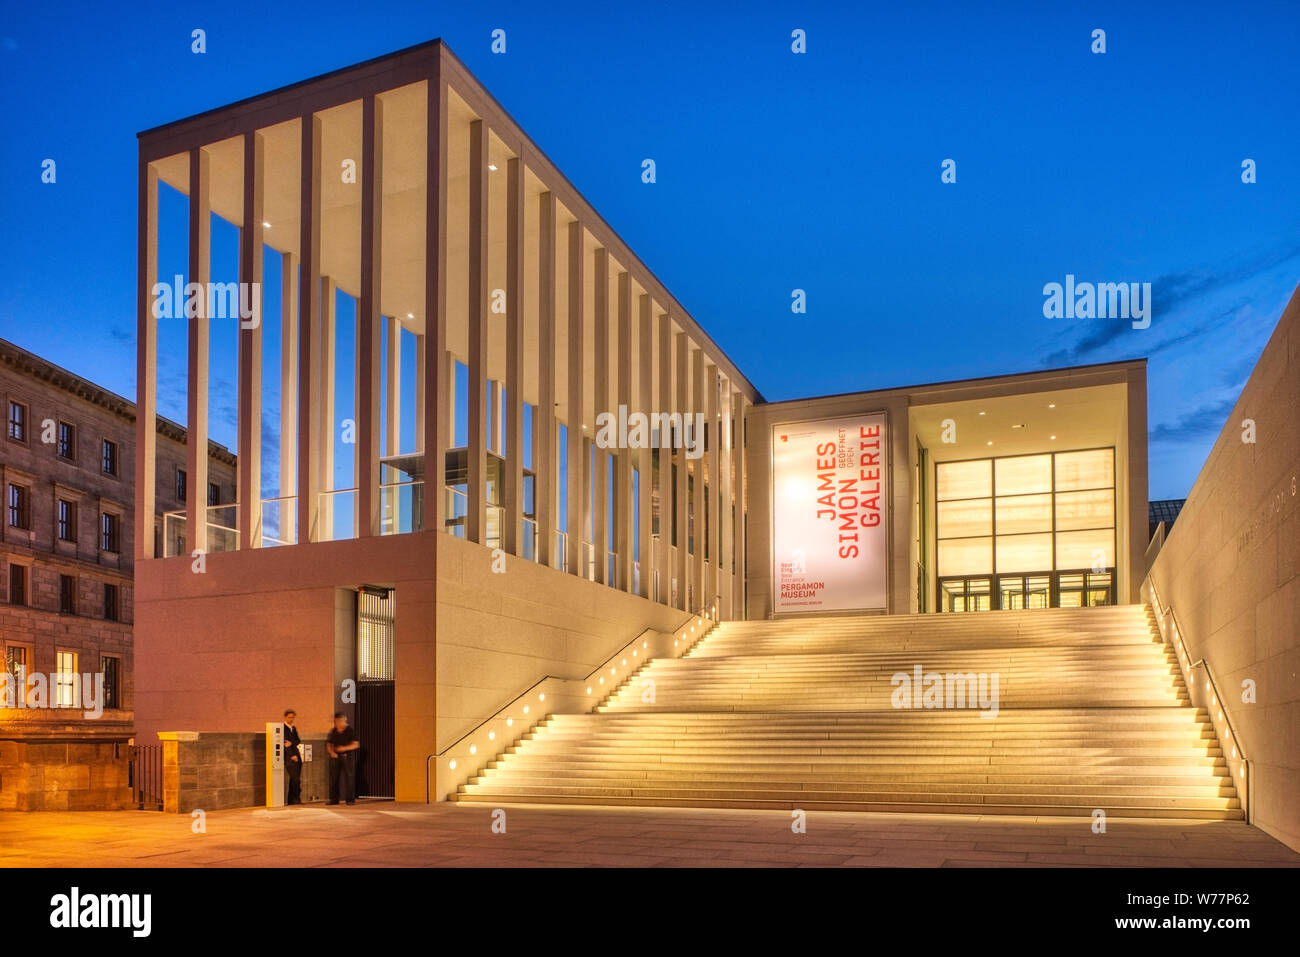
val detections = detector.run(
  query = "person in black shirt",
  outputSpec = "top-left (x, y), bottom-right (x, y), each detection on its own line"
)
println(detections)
top-left (326, 712), bottom-right (360, 805)
top-left (283, 709), bottom-right (303, 805)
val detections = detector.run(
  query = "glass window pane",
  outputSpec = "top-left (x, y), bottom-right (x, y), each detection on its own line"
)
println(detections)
top-left (940, 579), bottom-right (965, 613)
top-left (1056, 529), bottom-right (1112, 569)
top-left (1026, 575), bottom-right (1051, 608)
top-left (995, 493), bottom-right (1052, 534)
top-left (938, 537), bottom-right (991, 576)
top-left (995, 532), bottom-right (1052, 573)
top-left (1000, 576), bottom-right (1026, 609)
top-left (936, 459), bottom-right (991, 501)
top-left (995, 454), bottom-right (1051, 495)
top-left (1054, 448), bottom-right (1113, 491)
top-left (1055, 488), bottom-right (1114, 531)
top-left (937, 499), bottom-right (991, 538)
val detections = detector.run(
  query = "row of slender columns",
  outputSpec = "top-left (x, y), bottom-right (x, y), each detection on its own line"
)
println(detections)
top-left (147, 82), bottom-right (746, 617)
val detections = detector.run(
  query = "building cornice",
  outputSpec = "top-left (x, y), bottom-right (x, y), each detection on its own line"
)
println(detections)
top-left (0, 338), bottom-right (237, 467)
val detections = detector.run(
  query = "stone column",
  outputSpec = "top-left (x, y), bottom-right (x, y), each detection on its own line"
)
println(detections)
top-left (298, 115), bottom-right (323, 544)
top-left (535, 192), bottom-right (556, 567)
top-left (424, 74), bottom-right (450, 534)
top-left (185, 146), bottom-right (211, 556)
top-left (466, 119), bottom-right (489, 545)
top-left (674, 331), bottom-right (689, 610)
top-left (503, 156), bottom-right (525, 556)
top-left (357, 94), bottom-right (383, 538)
top-left (135, 163), bottom-right (158, 560)
top-left (615, 271), bottom-right (634, 592)
top-left (237, 132), bottom-right (265, 549)
top-left (636, 294), bottom-right (653, 600)
top-left (565, 221), bottom-right (585, 576)
top-left (592, 248), bottom-right (609, 585)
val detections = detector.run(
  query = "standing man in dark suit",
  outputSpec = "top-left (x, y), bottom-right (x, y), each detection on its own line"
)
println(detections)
top-left (326, 712), bottom-right (360, 805)
top-left (283, 709), bottom-right (303, 805)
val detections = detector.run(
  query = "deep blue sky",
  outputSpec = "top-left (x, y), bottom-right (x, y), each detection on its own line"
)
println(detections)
top-left (1, 0), bottom-right (1297, 499)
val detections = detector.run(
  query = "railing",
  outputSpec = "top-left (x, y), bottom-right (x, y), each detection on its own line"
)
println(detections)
top-left (426, 603), bottom-right (723, 803)
top-left (162, 510), bottom-right (187, 558)
top-left (1145, 521), bottom-right (1167, 571)
top-left (521, 517), bottom-right (537, 561)
top-left (162, 507), bottom-right (238, 555)
top-left (206, 503), bottom-right (238, 553)
top-left (552, 529), bottom-right (567, 571)
top-left (260, 495), bottom-right (297, 546)
top-left (445, 486), bottom-right (467, 538)
top-left (380, 480), bottom-right (424, 535)
top-left (443, 487), bottom-right (504, 549)
top-left (1145, 577), bottom-right (1251, 822)
top-left (131, 744), bottom-right (163, 811)
top-left (319, 487), bottom-right (359, 541)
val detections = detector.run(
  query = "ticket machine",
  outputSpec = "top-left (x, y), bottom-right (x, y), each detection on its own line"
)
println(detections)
top-left (266, 721), bottom-right (284, 807)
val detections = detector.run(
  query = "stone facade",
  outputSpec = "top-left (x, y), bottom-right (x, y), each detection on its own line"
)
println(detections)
top-left (161, 731), bottom-right (331, 812)
top-left (1145, 286), bottom-right (1300, 853)
top-left (0, 336), bottom-right (236, 811)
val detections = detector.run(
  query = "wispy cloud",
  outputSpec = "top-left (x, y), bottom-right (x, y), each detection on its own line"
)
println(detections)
top-left (1150, 398), bottom-right (1236, 444)
top-left (1041, 243), bottom-right (1300, 366)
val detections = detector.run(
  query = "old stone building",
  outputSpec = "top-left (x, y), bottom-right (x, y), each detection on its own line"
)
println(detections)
top-left (1, 337), bottom-right (235, 809)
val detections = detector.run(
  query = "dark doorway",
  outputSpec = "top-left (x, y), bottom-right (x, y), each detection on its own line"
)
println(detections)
top-left (356, 679), bottom-right (395, 799)
top-left (355, 587), bottom-right (395, 799)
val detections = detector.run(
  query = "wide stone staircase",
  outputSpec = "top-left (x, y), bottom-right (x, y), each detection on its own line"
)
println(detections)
top-left (454, 605), bottom-right (1242, 819)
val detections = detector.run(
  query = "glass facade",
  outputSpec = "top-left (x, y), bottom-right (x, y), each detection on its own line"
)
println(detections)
top-left (936, 448), bottom-right (1116, 611)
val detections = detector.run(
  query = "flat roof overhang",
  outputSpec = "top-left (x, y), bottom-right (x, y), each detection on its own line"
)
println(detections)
top-left (136, 37), bottom-right (761, 404)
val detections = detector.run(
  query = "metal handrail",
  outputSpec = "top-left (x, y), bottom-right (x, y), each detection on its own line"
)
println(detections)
top-left (1146, 578), bottom-right (1251, 821)
top-left (424, 602), bottom-right (721, 802)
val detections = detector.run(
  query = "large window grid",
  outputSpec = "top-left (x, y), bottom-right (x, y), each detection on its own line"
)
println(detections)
top-left (935, 448), bottom-right (1116, 612)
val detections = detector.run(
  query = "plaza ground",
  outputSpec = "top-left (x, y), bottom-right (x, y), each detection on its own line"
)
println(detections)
top-left (2, 803), bottom-right (1298, 867)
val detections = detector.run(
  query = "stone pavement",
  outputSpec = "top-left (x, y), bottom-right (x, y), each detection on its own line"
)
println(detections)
top-left (1, 802), bottom-right (1297, 867)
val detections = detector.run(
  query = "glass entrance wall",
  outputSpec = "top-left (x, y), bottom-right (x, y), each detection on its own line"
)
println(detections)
top-left (936, 448), bottom-right (1116, 611)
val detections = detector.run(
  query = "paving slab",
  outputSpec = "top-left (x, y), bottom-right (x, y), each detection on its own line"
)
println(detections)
top-left (0, 801), bottom-right (1296, 867)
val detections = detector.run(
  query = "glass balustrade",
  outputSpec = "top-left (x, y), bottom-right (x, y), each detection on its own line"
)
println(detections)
top-left (205, 503), bottom-right (239, 553)
top-left (380, 480), bottom-right (424, 535)
top-left (260, 496), bottom-right (297, 547)
top-left (319, 488), bottom-right (359, 542)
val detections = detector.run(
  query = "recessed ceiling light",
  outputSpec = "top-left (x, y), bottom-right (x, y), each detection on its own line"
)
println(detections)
top-left (487, 163), bottom-right (498, 172)
top-left (1048, 403), bottom-right (1056, 409)
top-left (1050, 434), bottom-right (1057, 440)
top-left (1010, 423), bottom-right (1025, 430)
top-left (977, 411), bottom-right (986, 416)
top-left (262, 221), bottom-right (271, 229)
top-left (986, 441), bottom-right (993, 446)
top-left (406, 313), bottom-right (414, 320)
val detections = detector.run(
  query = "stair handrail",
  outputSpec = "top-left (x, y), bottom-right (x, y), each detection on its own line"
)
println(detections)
top-left (424, 601), bottom-right (722, 802)
top-left (1145, 578), bottom-right (1251, 822)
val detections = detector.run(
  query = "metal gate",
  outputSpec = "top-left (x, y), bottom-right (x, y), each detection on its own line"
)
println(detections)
top-left (357, 679), bottom-right (395, 799)
top-left (356, 588), bottom-right (395, 799)
top-left (131, 744), bottom-right (163, 810)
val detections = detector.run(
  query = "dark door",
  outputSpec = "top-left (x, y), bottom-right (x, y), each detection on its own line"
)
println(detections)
top-left (355, 588), bottom-right (395, 799)
top-left (356, 679), bottom-right (394, 799)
